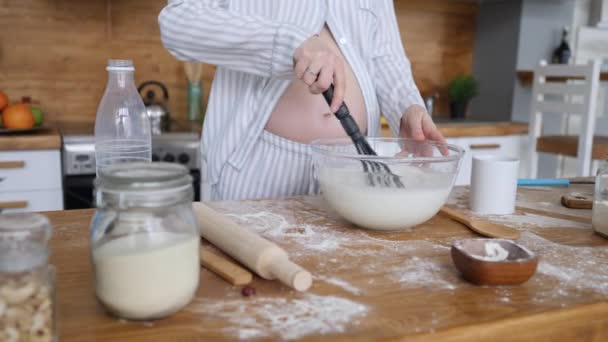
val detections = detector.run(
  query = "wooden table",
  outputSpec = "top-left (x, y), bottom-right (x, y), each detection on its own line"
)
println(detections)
top-left (48, 185), bottom-right (608, 341)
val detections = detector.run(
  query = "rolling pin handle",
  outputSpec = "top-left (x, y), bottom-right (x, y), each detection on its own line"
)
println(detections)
top-left (269, 258), bottom-right (312, 292)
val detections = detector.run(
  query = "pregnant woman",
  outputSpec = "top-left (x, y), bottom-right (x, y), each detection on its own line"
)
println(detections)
top-left (159, 0), bottom-right (446, 200)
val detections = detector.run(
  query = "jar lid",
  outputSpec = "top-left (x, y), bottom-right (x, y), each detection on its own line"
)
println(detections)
top-left (95, 162), bottom-right (193, 208)
top-left (0, 213), bottom-right (51, 273)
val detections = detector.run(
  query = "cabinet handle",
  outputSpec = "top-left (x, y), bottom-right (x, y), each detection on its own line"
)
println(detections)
top-left (470, 143), bottom-right (501, 150)
top-left (0, 161), bottom-right (25, 169)
top-left (0, 201), bottom-right (28, 209)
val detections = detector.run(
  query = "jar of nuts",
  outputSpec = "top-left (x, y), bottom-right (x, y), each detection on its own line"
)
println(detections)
top-left (0, 213), bottom-right (55, 342)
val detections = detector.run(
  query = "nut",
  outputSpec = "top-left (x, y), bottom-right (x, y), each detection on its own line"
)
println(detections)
top-left (0, 299), bottom-right (6, 318)
top-left (1, 281), bottom-right (36, 305)
top-left (0, 272), bottom-right (53, 341)
top-left (241, 286), bottom-right (256, 297)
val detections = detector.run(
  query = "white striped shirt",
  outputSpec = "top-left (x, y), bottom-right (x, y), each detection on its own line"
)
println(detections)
top-left (158, 0), bottom-right (424, 188)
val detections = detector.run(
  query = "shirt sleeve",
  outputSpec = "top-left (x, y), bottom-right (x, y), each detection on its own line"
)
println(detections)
top-left (373, 0), bottom-right (425, 136)
top-left (158, 0), bottom-right (313, 78)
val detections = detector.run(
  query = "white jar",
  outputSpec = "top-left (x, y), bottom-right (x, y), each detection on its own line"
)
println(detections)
top-left (90, 162), bottom-right (200, 320)
top-left (593, 158), bottom-right (608, 238)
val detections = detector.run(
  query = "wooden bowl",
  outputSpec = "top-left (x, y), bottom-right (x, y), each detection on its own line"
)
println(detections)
top-left (451, 238), bottom-right (538, 286)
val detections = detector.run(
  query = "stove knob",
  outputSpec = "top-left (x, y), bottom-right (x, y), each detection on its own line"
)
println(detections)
top-left (152, 154), bottom-right (160, 162)
top-left (163, 154), bottom-right (175, 163)
top-left (178, 153), bottom-right (190, 164)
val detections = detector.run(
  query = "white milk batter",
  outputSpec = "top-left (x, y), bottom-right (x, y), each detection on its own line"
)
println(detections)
top-left (93, 232), bottom-right (200, 320)
top-left (592, 200), bottom-right (608, 238)
top-left (318, 165), bottom-right (453, 230)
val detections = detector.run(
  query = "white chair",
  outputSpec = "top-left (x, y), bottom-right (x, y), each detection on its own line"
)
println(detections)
top-left (573, 26), bottom-right (608, 174)
top-left (528, 60), bottom-right (602, 178)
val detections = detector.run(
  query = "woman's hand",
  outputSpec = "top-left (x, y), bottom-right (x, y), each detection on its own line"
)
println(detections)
top-left (399, 105), bottom-right (448, 156)
top-left (399, 105), bottom-right (446, 143)
top-left (294, 35), bottom-right (345, 112)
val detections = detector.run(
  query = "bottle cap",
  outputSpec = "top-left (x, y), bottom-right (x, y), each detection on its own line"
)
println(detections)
top-left (107, 59), bottom-right (135, 72)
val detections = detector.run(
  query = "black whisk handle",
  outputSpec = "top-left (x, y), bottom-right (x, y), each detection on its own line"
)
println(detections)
top-left (322, 85), bottom-right (366, 142)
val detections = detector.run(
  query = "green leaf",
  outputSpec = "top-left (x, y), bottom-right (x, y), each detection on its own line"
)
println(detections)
top-left (448, 75), bottom-right (479, 103)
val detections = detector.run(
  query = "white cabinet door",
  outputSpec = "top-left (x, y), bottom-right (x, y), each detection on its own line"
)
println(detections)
top-left (0, 150), bottom-right (62, 192)
top-left (0, 189), bottom-right (63, 213)
top-left (447, 136), bottom-right (528, 186)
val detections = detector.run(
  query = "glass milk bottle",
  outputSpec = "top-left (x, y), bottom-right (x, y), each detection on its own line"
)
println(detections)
top-left (95, 59), bottom-right (151, 176)
top-left (593, 157), bottom-right (608, 238)
top-left (0, 213), bottom-right (56, 341)
top-left (90, 162), bottom-right (200, 320)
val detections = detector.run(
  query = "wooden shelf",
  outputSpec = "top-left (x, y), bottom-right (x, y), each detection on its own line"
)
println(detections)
top-left (517, 70), bottom-right (608, 86)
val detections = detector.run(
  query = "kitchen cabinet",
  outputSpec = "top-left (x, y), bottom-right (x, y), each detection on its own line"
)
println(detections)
top-left (447, 135), bottom-right (528, 185)
top-left (0, 150), bottom-right (63, 212)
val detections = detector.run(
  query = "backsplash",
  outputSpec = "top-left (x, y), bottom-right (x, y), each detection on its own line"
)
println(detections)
top-left (0, 0), bottom-right (476, 123)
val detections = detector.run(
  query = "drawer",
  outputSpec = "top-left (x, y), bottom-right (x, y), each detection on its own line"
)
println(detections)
top-left (0, 189), bottom-right (63, 213)
top-left (0, 150), bottom-right (62, 192)
top-left (448, 136), bottom-right (528, 186)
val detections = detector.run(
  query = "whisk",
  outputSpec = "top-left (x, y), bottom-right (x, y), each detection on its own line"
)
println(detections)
top-left (322, 85), bottom-right (404, 188)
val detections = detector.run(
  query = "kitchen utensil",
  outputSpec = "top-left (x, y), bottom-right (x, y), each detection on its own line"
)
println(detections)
top-left (518, 178), bottom-right (595, 187)
top-left (440, 206), bottom-right (520, 240)
top-left (184, 62), bottom-right (204, 122)
top-left (451, 238), bottom-right (538, 285)
top-left (192, 202), bottom-right (312, 291)
top-left (200, 247), bottom-right (253, 286)
top-left (470, 155), bottom-right (519, 215)
top-left (561, 192), bottom-right (593, 209)
top-left (138, 80), bottom-right (171, 135)
top-left (322, 85), bottom-right (404, 188)
top-left (311, 138), bottom-right (464, 230)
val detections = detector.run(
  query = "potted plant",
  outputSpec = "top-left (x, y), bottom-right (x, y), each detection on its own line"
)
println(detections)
top-left (448, 75), bottom-right (479, 119)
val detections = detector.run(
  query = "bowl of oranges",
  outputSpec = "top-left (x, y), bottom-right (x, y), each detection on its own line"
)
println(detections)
top-left (0, 91), bottom-right (45, 133)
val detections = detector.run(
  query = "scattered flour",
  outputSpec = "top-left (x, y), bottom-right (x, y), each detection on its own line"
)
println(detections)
top-left (188, 294), bottom-right (368, 340)
top-left (389, 256), bottom-right (457, 290)
top-left (520, 232), bottom-right (608, 295)
top-left (223, 211), bottom-right (349, 254)
top-left (317, 276), bottom-right (362, 295)
top-left (483, 212), bottom-right (591, 230)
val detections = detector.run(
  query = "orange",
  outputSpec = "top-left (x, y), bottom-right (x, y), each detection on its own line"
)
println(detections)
top-left (2, 103), bottom-right (35, 129)
top-left (0, 91), bottom-right (8, 111)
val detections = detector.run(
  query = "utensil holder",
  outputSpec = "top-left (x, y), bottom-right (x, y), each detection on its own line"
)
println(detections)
top-left (187, 81), bottom-right (203, 122)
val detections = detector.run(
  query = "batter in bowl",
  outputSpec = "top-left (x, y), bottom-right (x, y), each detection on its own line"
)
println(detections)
top-left (318, 165), bottom-right (453, 230)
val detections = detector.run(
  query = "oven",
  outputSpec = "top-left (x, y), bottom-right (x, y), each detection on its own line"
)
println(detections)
top-left (62, 134), bottom-right (201, 209)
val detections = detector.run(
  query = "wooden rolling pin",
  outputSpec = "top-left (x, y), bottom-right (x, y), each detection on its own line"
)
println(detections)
top-left (192, 202), bottom-right (313, 291)
top-left (200, 247), bottom-right (253, 286)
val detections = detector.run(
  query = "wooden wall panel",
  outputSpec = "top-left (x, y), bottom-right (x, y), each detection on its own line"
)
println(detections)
top-left (396, 0), bottom-right (478, 115)
top-left (0, 0), bottom-right (477, 124)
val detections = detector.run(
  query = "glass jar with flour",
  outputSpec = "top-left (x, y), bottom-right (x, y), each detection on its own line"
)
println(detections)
top-left (593, 157), bottom-right (608, 238)
top-left (91, 162), bottom-right (200, 320)
top-left (0, 213), bottom-right (56, 341)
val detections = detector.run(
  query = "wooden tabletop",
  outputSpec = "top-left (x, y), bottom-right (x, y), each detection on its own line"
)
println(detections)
top-left (47, 185), bottom-right (608, 341)
top-left (0, 128), bottom-right (61, 151)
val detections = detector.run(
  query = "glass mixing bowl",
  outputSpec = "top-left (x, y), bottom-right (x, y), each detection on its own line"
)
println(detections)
top-left (311, 138), bottom-right (465, 231)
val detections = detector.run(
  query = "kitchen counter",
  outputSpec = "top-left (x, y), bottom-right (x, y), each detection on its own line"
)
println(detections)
top-left (0, 128), bottom-right (61, 151)
top-left (517, 70), bottom-right (608, 86)
top-left (49, 185), bottom-right (608, 341)
top-left (52, 119), bottom-right (202, 137)
top-left (382, 120), bottom-right (528, 138)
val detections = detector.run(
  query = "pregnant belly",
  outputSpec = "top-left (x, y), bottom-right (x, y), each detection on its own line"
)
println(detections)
top-left (265, 25), bottom-right (367, 144)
